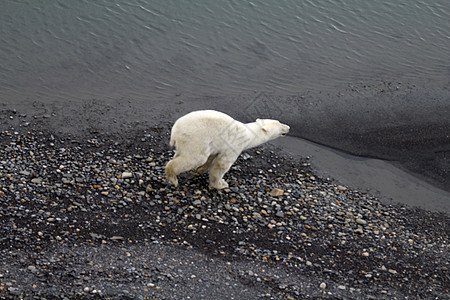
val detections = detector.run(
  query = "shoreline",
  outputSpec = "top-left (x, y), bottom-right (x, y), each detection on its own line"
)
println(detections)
top-left (1, 87), bottom-right (449, 212)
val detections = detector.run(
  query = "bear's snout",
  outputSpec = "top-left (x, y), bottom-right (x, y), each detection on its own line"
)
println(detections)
top-left (280, 124), bottom-right (290, 136)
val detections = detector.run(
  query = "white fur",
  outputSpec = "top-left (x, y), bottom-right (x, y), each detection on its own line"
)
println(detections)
top-left (165, 110), bottom-right (290, 189)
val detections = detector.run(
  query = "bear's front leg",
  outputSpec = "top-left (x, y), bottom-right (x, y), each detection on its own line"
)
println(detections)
top-left (208, 153), bottom-right (237, 190)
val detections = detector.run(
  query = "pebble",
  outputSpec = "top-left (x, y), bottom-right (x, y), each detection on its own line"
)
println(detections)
top-left (354, 227), bottom-right (364, 234)
top-left (269, 188), bottom-right (284, 197)
top-left (31, 178), bottom-right (42, 184)
top-left (275, 211), bottom-right (285, 218)
top-left (121, 172), bottom-right (133, 179)
top-left (356, 218), bottom-right (367, 225)
top-left (0, 129), bottom-right (447, 299)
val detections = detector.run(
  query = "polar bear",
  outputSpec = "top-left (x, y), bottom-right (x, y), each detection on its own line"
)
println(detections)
top-left (165, 110), bottom-right (290, 189)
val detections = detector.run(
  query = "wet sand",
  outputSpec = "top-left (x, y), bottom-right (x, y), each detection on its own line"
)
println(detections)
top-left (271, 136), bottom-right (449, 213)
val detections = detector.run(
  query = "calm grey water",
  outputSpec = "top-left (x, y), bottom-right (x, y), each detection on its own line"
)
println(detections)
top-left (1, 0), bottom-right (449, 102)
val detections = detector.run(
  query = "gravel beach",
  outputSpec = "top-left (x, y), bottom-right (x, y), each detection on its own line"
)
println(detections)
top-left (0, 122), bottom-right (448, 299)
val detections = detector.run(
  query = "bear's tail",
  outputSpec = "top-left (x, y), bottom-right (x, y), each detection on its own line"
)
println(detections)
top-left (169, 136), bottom-right (176, 148)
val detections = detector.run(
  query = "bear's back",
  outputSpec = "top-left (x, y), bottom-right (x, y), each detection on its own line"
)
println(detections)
top-left (171, 110), bottom-right (244, 149)
top-left (174, 110), bottom-right (236, 131)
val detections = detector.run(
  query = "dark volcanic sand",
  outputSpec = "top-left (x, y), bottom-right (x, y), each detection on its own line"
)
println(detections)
top-left (0, 97), bottom-right (449, 299)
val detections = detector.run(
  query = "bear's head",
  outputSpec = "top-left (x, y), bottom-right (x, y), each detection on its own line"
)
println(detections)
top-left (256, 119), bottom-right (290, 140)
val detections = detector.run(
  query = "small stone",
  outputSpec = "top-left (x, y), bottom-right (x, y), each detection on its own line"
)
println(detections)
top-left (362, 252), bottom-right (369, 257)
top-left (275, 211), bottom-right (284, 218)
top-left (356, 218), bottom-right (367, 225)
top-left (253, 212), bottom-right (262, 219)
top-left (269, 188), bottom-right (284, 197)
top-left (19, 170), bottom-right (31, 176)
top-left (28, 265), bottom-right (38, 273)
top-left (121, 172), bottom-right (133, 179)
top-left (193, 200), bottom-right (201, 206)
top-left (337, 185), bottom-right (347, 191)
top-left (338, 285), bottom-right (346, 290)
top-left (388, 269), bottom-right (398, 274)
top-left (354, 227), bottom-right (364, 234)
top-left (319, 282), bottom-right (326, 289)
top-left (31, 178), bottom-right (42, 184)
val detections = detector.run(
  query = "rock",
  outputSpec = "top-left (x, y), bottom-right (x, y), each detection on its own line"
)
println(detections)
top-left (319, 282), bottom-right (326, 289)
top-left (31, 178), bottom-right (42, 184)
top-left (253, 212), bottom-right (262, 219)
top-left (121, 172), bottom-right (133, 179)
top-left (19, 170), bottom-right (31, 176)
top-left (269, 188), bottom-right (284, 197)
top-left (354, 227), bottom-right (364, 234)
top-left (356, 218), bottom-right (367, 225)
top-left (275, 211), bottom-right (285, 218)
top-left (27, 265), bottom-right (38, 273)
top-left (337, 185), bottom-right (347, 191)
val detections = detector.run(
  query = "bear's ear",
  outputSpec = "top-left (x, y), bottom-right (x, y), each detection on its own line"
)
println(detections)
top-left (256, 119), bottom-right (268, 133)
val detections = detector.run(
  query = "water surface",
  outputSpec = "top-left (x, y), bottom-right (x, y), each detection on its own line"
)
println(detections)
top-left (1, 0), bottom-right (448, 101)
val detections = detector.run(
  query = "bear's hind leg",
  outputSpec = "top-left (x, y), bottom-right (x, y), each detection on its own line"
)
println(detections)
top-left (208, 153), bottom-right (238, 190)
top-left (194, 153), bottom-right (218, 176)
